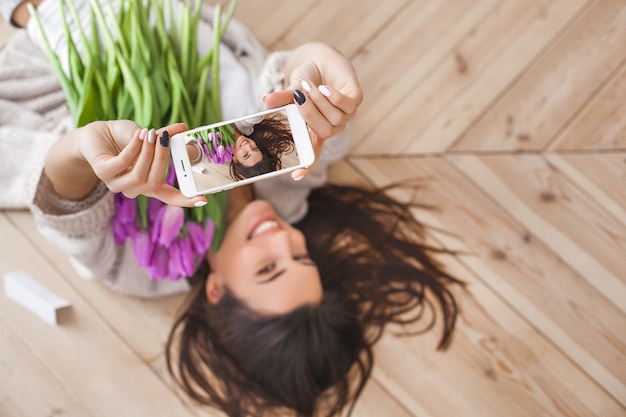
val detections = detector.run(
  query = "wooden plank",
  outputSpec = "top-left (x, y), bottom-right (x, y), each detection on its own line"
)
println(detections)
top-left (549, 60), bottom-right (626, 151)
top-left (349, 157), bottom-right (626, 415)
top-left (351, 379), bottom-right (413, 417)
top-left (452, 0), bottom-right (626, 152)
top-left (273, 0), bottom-right (408, 57)
top-left (0, 212), bottom-right (217, 417)
top-left (546, 152), bottom-right (626, 227)
top-left (328, 159), bottom-right (376, 189)
top-left (375, 254), bottom-right (626, 417)
top-left (0, 318), bottom-right (93, 417)
top-left (230, 0), bottom-right (315, 49)
top-left (449, 154), bottom-right (626, 317)
top-left (352, 0), bottom-right (590, 155)
top-left (347, 0), bottom-right (500, 154)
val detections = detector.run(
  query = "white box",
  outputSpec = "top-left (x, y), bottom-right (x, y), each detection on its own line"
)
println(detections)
top-left (3, 271), bottom-right (71, 326)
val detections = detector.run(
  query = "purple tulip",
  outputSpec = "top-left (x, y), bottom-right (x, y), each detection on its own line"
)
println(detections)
top-left (198, 137), bottom-right (211, 156)
top-left (115, 193), bottom-right (136, 224)
top-left (147, 246), bottom-right (169, 280)
top-left (207, 132), bottom-right (215, 143)
top-left (112, 215), bottom-right (138, 245)
top-left (151, 204), bottom-right (184, 247)
top-left (204, 219), bottom-right (216, 246)
top-left (216, 144), bottom-right (225, 159)
top-left (148, 197), bottom-right (165, 223)
top-left (167, 258), bottom-right (183, 282)
top-left (186, 221), bottom-right (208, 253)
top-left (170, 237), bottom-right (196, 277)
top-left (226, 144), bottom-right (234, 156)
top-left (111, 216), bottom-right (128, 245)
top-left (132, 231), bottom-right (155, 268)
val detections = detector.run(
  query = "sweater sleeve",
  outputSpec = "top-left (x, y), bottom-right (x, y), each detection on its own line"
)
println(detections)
top-left (0, 29), bottom-right (73, 209)
top-left (31, 173), bottom-right (191, 297)
top-left (0, 0), bottom-right (22, 26)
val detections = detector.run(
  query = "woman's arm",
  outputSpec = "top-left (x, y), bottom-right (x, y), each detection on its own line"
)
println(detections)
top-left (44, 120), bottom-right (207, 207)
top-left (43, 122), bottom-right (102, 200)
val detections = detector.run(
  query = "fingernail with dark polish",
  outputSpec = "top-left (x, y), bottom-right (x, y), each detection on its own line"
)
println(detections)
top-left (160, 131), bottom-right (170, 147)
top-left (294, 89), bottom-right (306, 105)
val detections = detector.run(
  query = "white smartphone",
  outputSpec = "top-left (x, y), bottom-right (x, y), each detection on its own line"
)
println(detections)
top-left (171, 104), bottom-right (315, 197)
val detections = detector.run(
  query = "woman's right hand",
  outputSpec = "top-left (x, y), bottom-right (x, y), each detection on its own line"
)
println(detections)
top-left (45, 120), bottom-right (207, 208)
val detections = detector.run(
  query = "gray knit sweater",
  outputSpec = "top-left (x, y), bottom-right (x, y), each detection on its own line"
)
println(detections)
top-left (0, 0), bottom-right (348, 297)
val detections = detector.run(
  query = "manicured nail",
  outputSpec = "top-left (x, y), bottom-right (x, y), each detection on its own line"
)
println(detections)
top-left (301, 80), bottom-right (312, 94)
top-left (318, 85), bottom-right (331, 97)
top-left (194, 200), bottom-right (207, 207)
top-left (292, 174), bottom-right (304, 181)
top-left (139, 128), bottom-right (148, 140)
top-left (294, 90), bottom-right (306, 105)
top-left (159, 130), bottom-right (170, 147)
top-left (147, 128), bottom-right (156, 144)
top-left (262, 94), bottom-right (269, 103)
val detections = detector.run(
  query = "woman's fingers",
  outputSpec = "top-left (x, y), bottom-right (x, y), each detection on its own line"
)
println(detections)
top-left (316, 81), bottom-right (363, 117)
top-left (89, 125), bottom-right (144, 184)
top-left (263, 90), bottom-right (294, 108)
top-left (294, 87), bottom-right (347, 141)
top-left (145, 183), bottom-right (208, 208)
top-left (101, 123), bottom-right (188, 197)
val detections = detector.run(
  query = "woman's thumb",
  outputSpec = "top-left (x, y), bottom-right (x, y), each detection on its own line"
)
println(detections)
top-left (263, 90), bottom-right (295, 108)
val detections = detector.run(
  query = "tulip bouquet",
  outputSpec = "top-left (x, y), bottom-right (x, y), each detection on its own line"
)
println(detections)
top-left (29, 0), bottom-right (238, 280)
top-left (192, 125), bottom-right (236, 164)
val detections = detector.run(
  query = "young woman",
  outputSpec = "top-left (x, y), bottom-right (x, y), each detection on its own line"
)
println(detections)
top-left (230, 116), bottom-right (296, 180)
top-left (1, 1), bottom-right (464, 416)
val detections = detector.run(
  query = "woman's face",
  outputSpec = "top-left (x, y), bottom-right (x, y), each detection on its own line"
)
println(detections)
top-left (206, 200), bottom-right (322, 315)
top-left (233, 135), bottom-right (262, 167)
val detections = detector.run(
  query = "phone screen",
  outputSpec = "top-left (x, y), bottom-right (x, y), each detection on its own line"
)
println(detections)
top-left (173, 106), bottom-right (307, 196)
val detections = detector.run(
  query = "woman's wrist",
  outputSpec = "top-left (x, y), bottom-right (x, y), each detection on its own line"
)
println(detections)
top-left (44, 126), bottom-right (100, 201)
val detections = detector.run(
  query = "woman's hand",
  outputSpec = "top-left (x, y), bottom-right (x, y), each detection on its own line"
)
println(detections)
top-left (45, 120), bottom-right (207, 208)
top-left (263, 42), bottom-right (363, 179)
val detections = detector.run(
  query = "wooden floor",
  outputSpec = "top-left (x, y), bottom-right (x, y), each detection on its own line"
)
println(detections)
top-left (1, 1), bottom-right (626, 416)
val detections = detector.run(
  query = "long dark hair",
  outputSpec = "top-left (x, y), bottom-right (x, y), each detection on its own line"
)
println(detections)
top-left (166, 183), bottom-right (464, 416)
top-left (229, 116), bottom-right (295, 180)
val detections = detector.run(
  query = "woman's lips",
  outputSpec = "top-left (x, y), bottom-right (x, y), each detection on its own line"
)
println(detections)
top-left (236, 135), bottom-right (248, 147)
top-left (248, 218), bottom-right (279, 239)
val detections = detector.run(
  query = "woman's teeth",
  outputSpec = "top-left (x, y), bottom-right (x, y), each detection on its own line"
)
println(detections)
top-left (250, 220), bottom-right (279, 238)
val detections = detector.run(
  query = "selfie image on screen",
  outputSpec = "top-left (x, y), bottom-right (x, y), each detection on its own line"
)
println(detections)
top-left (183, 108), bottom-right (299, 192)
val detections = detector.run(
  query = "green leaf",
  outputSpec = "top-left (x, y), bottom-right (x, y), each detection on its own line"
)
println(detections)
top-left (75, 61), bottom-right (101, 126)
top-left (27, 3), bottom-right (78, 119)
top-left (136, 195), bottom-right (149, 230)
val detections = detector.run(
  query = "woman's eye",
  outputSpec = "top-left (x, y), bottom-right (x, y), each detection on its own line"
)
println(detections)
top-left (257, 263), bottom-right (275, 275)
top-left (294, 254), bottom-right (315, 265)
